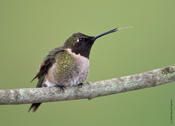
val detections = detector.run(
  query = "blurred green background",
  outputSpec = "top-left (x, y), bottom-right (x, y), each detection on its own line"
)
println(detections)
top-left (0, 0), bottom-right (175, 126)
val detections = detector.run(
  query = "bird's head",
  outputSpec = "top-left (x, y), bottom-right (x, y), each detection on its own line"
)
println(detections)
top-left (64, 28), bottom-right (118, 58)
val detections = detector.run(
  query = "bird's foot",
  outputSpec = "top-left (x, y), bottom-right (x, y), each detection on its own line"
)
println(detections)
top-left (57, 85), bottom-right (66, 92)
top-left (77, 83), bottom-right (83, 88)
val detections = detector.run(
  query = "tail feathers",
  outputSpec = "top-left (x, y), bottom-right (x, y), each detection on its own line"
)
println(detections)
top-left (28, 103), bottom-right (41, 112)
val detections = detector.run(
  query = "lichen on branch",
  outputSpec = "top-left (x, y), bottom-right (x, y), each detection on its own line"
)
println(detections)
top-left (0, 65), bottom-right (175, 105)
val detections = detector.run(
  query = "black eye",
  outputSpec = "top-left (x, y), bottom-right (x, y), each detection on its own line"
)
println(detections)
top-left (79, 38), bottom-right (84, 41)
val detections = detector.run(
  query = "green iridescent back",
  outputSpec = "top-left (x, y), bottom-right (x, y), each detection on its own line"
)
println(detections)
top-left (53, 50), bottom-right (75, 80)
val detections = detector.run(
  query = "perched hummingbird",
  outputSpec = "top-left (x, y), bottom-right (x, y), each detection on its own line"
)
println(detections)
top-left (29, 27), bottom-right (123, 112)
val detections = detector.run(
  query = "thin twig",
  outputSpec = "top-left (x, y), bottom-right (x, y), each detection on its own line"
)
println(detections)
top-left (0, 64), bottom-right (175, 105)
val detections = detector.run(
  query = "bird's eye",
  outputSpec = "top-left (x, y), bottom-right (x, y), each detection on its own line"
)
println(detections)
top-left (77, 38), bottom-right (84, 42)
top-left (79, 38), bottom-right (84, 41)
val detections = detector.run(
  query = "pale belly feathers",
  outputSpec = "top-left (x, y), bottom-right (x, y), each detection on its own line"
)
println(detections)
top-left (44, 49), bottom-right (89, 87)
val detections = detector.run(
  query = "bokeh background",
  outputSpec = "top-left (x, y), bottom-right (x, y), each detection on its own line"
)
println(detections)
top-left (0, 0), bottom-right (175, 126)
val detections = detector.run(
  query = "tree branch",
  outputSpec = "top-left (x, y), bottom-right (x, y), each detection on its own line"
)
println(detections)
top-left (0, 64), bottom-right (175, 105)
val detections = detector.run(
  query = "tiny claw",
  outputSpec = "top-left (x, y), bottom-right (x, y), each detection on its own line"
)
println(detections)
top-left (77, 83), bottom-right (83, 88)
top-left (57, 85), bottom-right (66, 92)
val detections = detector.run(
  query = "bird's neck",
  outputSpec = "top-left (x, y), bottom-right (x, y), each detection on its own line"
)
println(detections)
top-left (66, 48), bottom-right (90, 60)
top-left (68, 47), bottom-right (91, 59)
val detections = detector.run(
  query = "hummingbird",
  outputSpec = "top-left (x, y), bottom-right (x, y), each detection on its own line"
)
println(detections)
top-left (29, 27), bottom-right (127, 112)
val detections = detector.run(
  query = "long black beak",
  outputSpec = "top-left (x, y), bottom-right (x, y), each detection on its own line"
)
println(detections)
top-left (91, 26), bottom-right (133, 41)
top-left (91, 28), bottom-right (118, 41)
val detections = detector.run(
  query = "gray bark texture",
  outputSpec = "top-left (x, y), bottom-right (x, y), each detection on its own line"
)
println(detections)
top-left (0, 64), bottom-right (175, 105)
